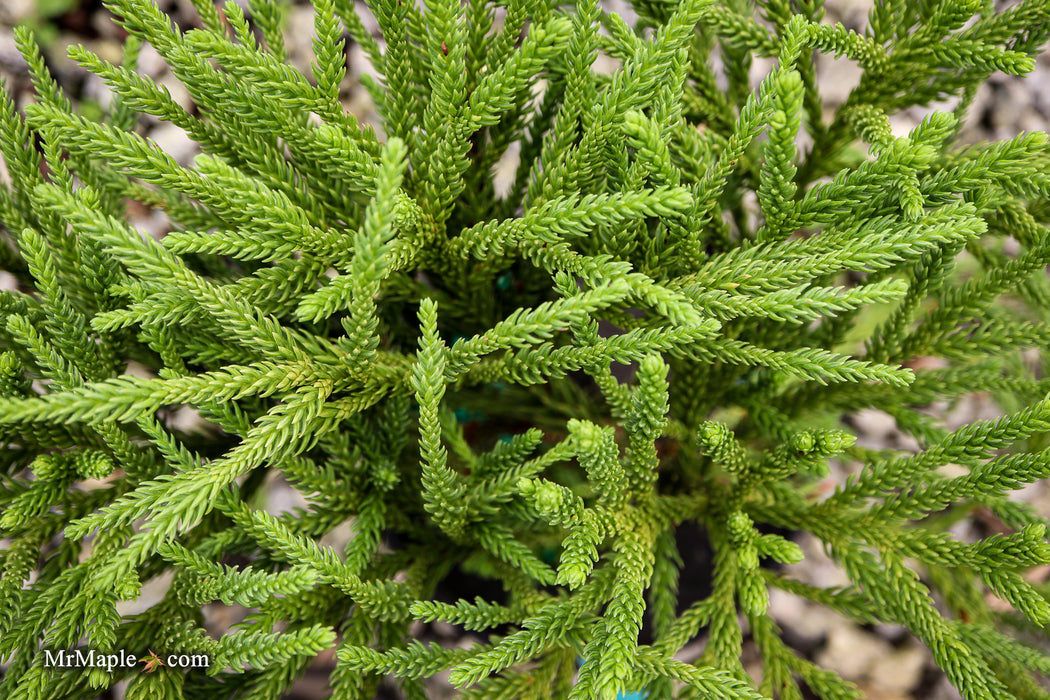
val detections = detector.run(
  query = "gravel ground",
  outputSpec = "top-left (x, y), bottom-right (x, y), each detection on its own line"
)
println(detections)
top-left (3, 1), bottom-right (1050, 699)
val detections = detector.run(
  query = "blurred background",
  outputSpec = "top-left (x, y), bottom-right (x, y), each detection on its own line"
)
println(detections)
top-left (2, 1), bottom-right (1050, 698)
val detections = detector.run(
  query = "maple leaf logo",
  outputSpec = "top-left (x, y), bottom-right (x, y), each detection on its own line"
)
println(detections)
top-left (140, 650), bottom-right (165, 673)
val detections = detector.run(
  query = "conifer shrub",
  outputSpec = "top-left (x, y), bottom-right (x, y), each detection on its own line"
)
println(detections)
top-left (3, 0), bottom-right (1050, 697)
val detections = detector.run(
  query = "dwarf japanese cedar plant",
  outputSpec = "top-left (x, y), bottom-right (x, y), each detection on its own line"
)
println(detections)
top-left (2, 0), bottom-right (1050, 698)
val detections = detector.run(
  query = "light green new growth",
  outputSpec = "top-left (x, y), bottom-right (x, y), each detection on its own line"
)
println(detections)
top-left (1, 0), bottom-right (1050, 698)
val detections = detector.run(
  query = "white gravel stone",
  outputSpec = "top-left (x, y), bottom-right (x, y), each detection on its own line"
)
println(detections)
top-left (157, 73), bottom-right (195, 114)
top-left (134, 209), bottom-right (173, 241)
top-left (816, 624), bottom-right (893, 680)
top-left (815, 51), bottom-right (864, 107)
top-left (82, 73), bottom-right (114, 112)
top-left (149, 122), bottom-right (199, 165)
top-left (115, 570), bottom-right (175, 617)
top-left (166, 405), bottom-right (206, 435)
top-left (0, 0), bottom-right (36, 25)
top-left (870, 644), bottom-right (931, 696)
top-left (778, 532), bottom-right (853, 589)
top-left (0, 27), bottom-right (26, 77)
top-left (0, 271), bottom-right (18, 293)
top-left (348, 41), bottom-right (381, 87)
top-left (852, 408), bottom-right (898, 446)
top-left (318, 517), bottom-right (354, 551)
top-left (785, 601), bottom-right (850, 646)
top-left (136, 44), bottom-right (168, 79)
top-left (287, 6), bottom-right (319, 76)
top-left (265, 473), bottom-right (309, 515)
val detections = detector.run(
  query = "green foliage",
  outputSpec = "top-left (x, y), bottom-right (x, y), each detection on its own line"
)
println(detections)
top-left (1, 0), bottom-right (1050, 698)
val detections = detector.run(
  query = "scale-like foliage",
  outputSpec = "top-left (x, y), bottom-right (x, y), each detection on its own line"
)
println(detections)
top-left (1, 0), bottom-right (1050, 698)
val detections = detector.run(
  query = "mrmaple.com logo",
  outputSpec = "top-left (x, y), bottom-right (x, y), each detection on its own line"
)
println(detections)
top-left (43, 648), bottom-right (210, 673)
